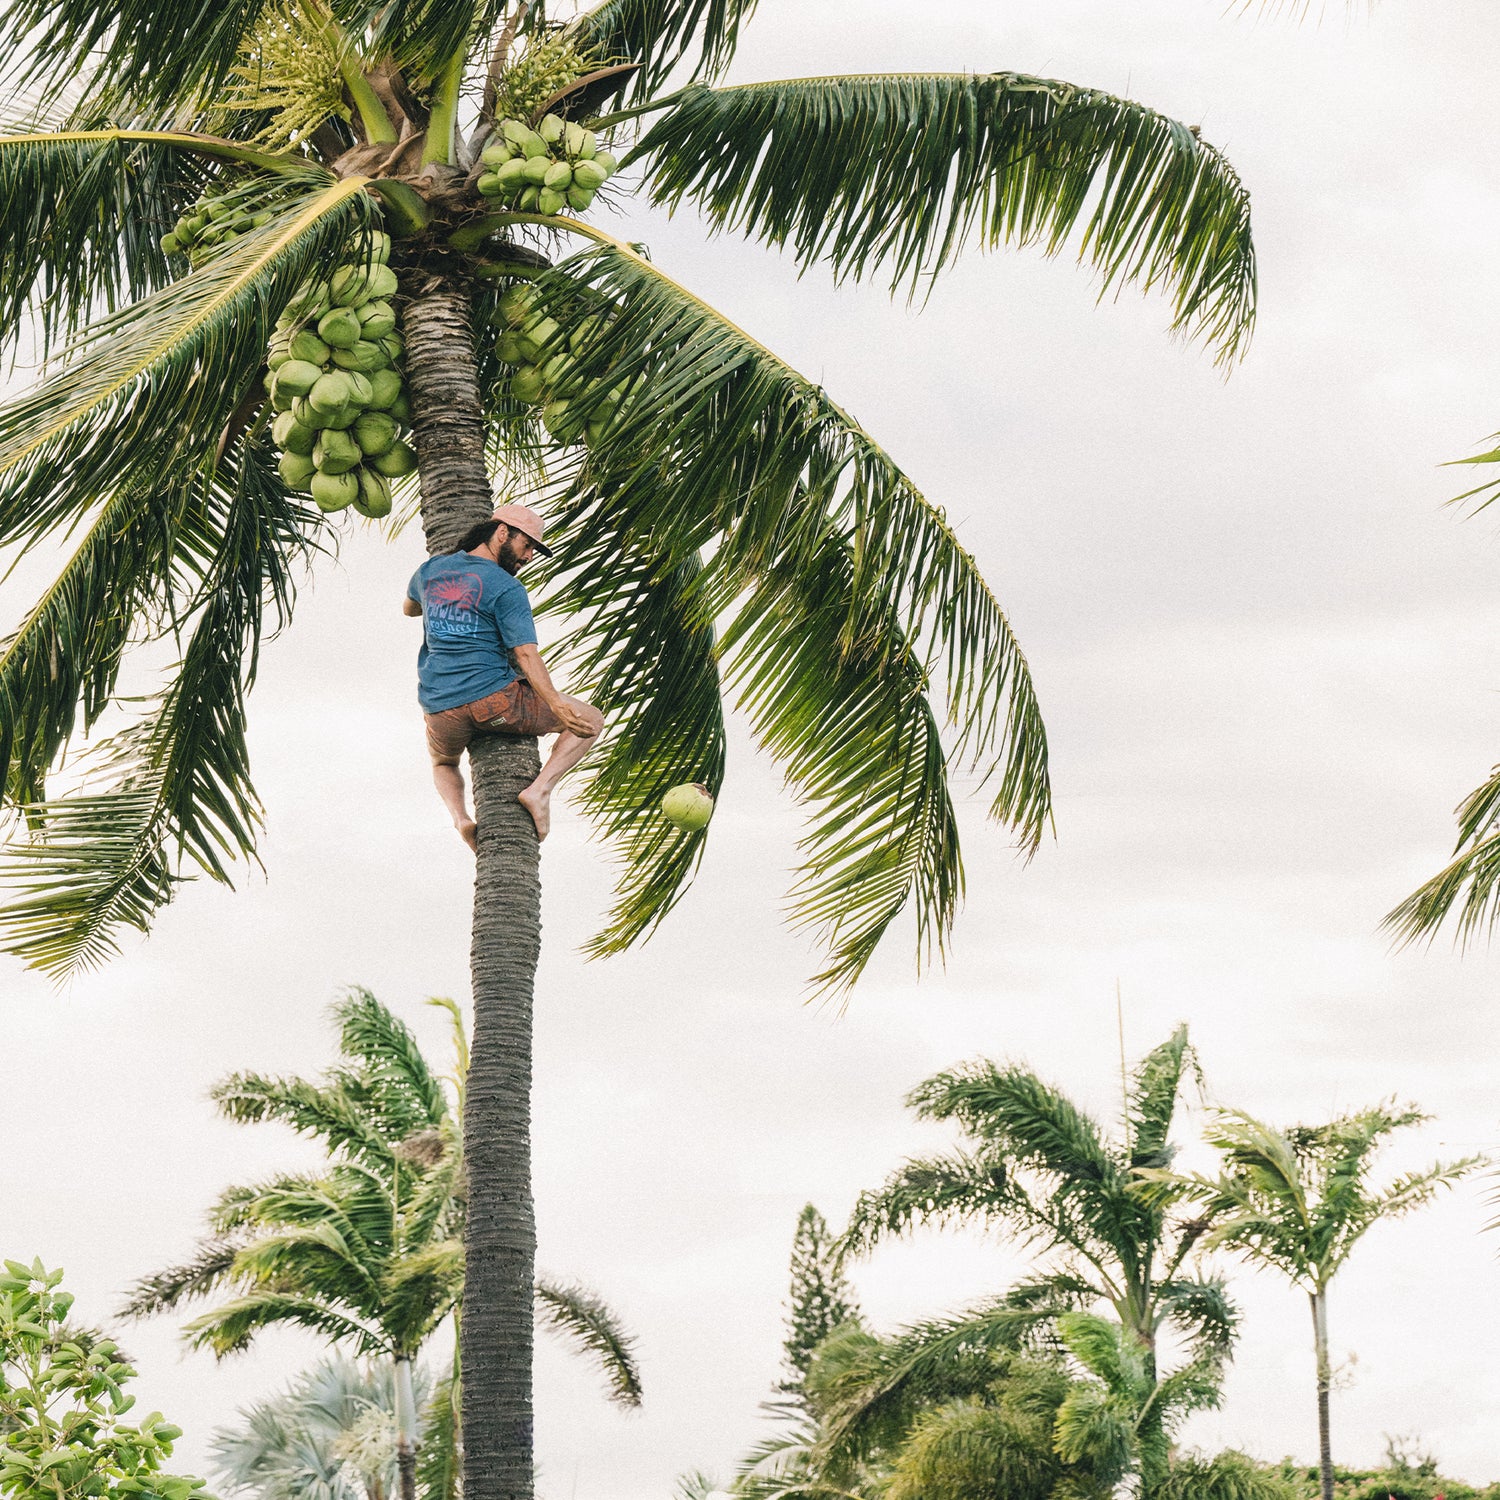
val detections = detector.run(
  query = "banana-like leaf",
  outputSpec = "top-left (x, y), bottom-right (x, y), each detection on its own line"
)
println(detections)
top-left (542, 536), bottom-right (726, 956)
top-left (516, 227), bottom-right (1048, 990)
top-left (630, 73), bottom-right (1256, 360)
top-left (0, 173), bottom-right (370, 547)
top-left (566, 0), bottom-right (759, 101)
top-left (0, 435), bottom-right (315, 976)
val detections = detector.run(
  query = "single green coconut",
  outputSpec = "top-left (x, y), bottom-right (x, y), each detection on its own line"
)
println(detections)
top-left (477, 171), bottom-right (504, 196)
top-left (313, 427), bottom-right (362, 474)
top-left (543, 160), bottom-right (572, 191)
top-left (481, 139), bottom-right (514, 169)
top-left (332, 339), bottom-right (391, 373)
top-left (585, 414), bottom-right (610, 445)
top-left (540, 349), bottom-right (575, 390)
top-left (519, 129), bottom-right (550, 158)
top-left (353, 410), bottom-right (398, 457)
top-left (510, 365), bottom-right (546, 404)
top-left (291, 395), bottom-right (331, 430)
top-left (357, 300), bottom-right (397, 338)
top-left (289, 330), bottom-right (331, 364)
top-left (501, 118), bottom-right (531, 146)
top-left (378, 332), bottom-right (404, 360)
top-left (366, 230), bottom-right (392, 265)
top-left (274, 359), bottom-right (323, 398)
top-left (284, 281), bottom-right (331, 320)
top-left (496, 157), bottom-right (529, 193)
top-left (517, 316), bottom-right (561, 361)
top-left (278, 451), bottom-right (316, 489)
top-left (251, 210), bottom-right (273, 227)
top-left (568, 315), bottom-right (605, 354)
top-left (518, 185), bottom-right (540, 212)
top-left (368, 368), bottom-right (403, 408)
top-left (541, 398), bottom-right (580, 442)
top-left (311, 469), bottom-right (359, 511)
top-left (321, 402), bottom-right (361, 430)
top-left (387, 390), bottom-right (412, 423)
top-left (538, 113), bottom-right (565, 144)
top-left (496, 330), bottom-right (526, 363)
top-left (267, 347), bottom-right (291, 371)
top-left (331, 264), bottom-right (383, 306)
top-left (521, 155), bottom-right (552, 186)
top-left (366, 265), bottom-right (398, 300)
top-left (536, 187), bottom-right (566, 216)
top-left (593, 150), bottom-right (618, 175)
top-left (355, 467), bottom-right (393, 517)
top-left (565, 185), bottom-right (595, 212)
top-left (160, 232), bottom-right (180, 256)
top-left (499, 285), bottom-right (536, 327)
top-left (318, 306), bottom-right (363, 348)
top-left (308, 370), bottom-right (354, 414)
top-left (571, 159), bottom-right (608, 193)
top-left (563, 122), bottom-right (595, 159)
top-left (371, 439), bottom-right (418, 478)
top-left (272, 411), bottom-right (317, 455)
top-left (661, 782), bottom-right (714, 832)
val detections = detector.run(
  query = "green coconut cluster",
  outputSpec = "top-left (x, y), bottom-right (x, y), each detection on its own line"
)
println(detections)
top-left (476, 115), bottom-right (618, 216)
top-left (264, 231), bottom-right (417, 517)
top-left (159, 184), bottom-right (274, 267)
top-left (495, 284), bottom-right (636, 447)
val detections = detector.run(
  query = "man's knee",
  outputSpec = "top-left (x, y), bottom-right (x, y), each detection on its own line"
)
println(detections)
top-left (580, 701), bottom-right (604, 738)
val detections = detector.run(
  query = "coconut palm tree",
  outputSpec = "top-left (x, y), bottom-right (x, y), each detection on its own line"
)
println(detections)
top-left (830, 1028), bottom-right (1240, 1497)
top-left (1165, 1104), bottom-right (1482, 1500)
top-left (123, 990), bottom-right (641, 1500)
top-left (0, 6), bottom-right (1257, 1494)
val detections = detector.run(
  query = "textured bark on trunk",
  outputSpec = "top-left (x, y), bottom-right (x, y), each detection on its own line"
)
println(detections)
top-left (1311, 1289), bottom-right (1334, 1500)
top-left (394, 1354), bottom-right (419, 1500)
top-left (402, 272), bottom-right (540, 1500)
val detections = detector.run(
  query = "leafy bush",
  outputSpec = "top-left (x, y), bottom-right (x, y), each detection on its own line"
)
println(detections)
top-left (0, 1259), bottom-right (211, 1500)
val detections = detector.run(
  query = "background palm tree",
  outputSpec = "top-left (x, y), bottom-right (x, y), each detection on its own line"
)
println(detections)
top-left (828, 1028), bottom-right (1239, 1497)
top-left (0, 6), bottom-right (1258, 1493)
top-left (123, 989), bottom-right (640, 1500)
top-left (1164, 1104), bottom-right (1482, 1500)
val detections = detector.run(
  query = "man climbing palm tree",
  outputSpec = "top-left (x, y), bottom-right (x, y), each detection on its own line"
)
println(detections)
top-left (404, 503), bottom-right (602, 846)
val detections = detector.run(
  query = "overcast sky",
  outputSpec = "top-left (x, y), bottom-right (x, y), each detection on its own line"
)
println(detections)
top-left (7, 0), bottom-right (1500, 1493)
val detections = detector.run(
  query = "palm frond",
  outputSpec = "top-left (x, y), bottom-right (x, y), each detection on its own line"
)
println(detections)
top-left (0, 173), bottom-right (367, 548)
top-left (0, 130), bottom-right (319, 361)
top-left (0, 442), bottom-right (311, 975)
top-left (119, 1239), bottom-right (244, 1320)
top-left (1154, 1278), bottom-right (1238, 1363)
top-left (417, 1368), bottom-right (462, 1500)
top-left (545, 541), bottom-right (726, 957)
top-left (534, 1277), bottom-right (643, 1409)
top-left (629, 73), bottom-right (1256, 360)
top-left (525, 230), bottom-right (1048, 990)
top-left (367, 0), bottom-right (507, 92)
top-left (1156, 1450), bottom-right (1302, 1500)
top-left (0, 0), bottom-right (281, 117)
top-left (567, 0), bottom-right (759, 101)
top-left (182, 1292), bottom-right (385, 1358)
top-left (1127, 1025), bottom-right (1195, 1168)
top-left (332, 988), bottom-right (450, 1140)
top-left (211, 1071), bottom-right (396, 1169)
top-left (1384, 761), bottom-right (1500, 948)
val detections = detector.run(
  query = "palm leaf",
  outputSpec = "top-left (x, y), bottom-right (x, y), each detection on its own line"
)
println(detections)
top-left (629, 73), bottom-right (1256, 360)
top-left (1384, 761), bottom-right (1500, 948)
top-left (182, 1292), bottom-right (385, 1358)
top-left (534, 1277), bottom-right (642, 1408)
top-left (1127, 1025), bottom-right (1195, 1168)
top-left (567, 0), bottom-right (759, 101)
top-left (0, 172), bottom-right (368, 546)
top-left (0, 0), bottom-right (283, 116)
top-left (544, 539), bottom-right (727, 955)
top-left (119, 1239), bottom-right (244, 1320)
top-left (332, 987), bottom-right (451, 1141)
top-left (516, 226), bottom-right (1048, 990)
top-left (212, 1070), bottom-right (396, 1169)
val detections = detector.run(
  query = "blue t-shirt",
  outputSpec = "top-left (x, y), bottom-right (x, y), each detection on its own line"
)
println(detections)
top-left (407, 552), bottom-right (539, 713)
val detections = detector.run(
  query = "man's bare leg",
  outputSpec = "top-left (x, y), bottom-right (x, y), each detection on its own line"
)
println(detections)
top-left (432, 760), bottom-right (478, 852)
top-left (517, 697), bottom-right (602, 841)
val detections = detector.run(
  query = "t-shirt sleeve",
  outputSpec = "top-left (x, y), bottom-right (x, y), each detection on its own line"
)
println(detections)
top-left (406, 565), bottom-right (423, 606)
top-left (491, 578), bottom-right (538, 649)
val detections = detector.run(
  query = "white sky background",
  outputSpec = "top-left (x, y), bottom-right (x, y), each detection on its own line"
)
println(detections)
top-left (6, 0), bottom-right (1500, 1492)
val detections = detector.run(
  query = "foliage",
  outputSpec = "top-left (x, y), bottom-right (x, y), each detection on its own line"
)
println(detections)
top-left (780, 1207), bottom-right (861, 1390)
top-left (0, 1260), bottom-right (211, 1500)
top-left (210, 1356), bottom-right (425, 1500)
top-left (0, 0), bottom-right (1259, 992)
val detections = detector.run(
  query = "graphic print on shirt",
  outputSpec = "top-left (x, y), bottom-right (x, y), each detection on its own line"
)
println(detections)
top-left (423, 572), bottom-right (484, 639)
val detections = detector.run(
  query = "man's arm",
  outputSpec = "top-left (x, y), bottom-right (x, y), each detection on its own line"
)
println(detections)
top-left (511, 643), bottom-right (596, 737)
top-left (402, 597), bottom-right (422, 617)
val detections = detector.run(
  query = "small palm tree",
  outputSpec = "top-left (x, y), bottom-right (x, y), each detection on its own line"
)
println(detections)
top-left (830, 1027), bottom-right (1235, 1496)
top-left (123, 990), bottom-right (640, 1500)
top-left (1167, 1105), bottom-right (1483, 1500)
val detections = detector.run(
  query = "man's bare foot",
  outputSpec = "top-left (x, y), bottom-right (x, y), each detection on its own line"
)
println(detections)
top-left (517, 784), bottom-right (551, 841)
top-left (456, 819), bottom-right (478, 853)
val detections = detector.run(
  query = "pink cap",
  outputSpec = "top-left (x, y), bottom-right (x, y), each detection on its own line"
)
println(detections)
top-left (492, 502), bottom-right (553, 558)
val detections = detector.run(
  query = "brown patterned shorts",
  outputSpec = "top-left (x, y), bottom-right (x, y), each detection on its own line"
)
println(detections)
top-left (424, 679), bottom-right (562, 765)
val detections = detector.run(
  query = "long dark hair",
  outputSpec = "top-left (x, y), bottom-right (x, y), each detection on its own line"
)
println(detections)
top-left (454, 518), bottom-right (501, 554)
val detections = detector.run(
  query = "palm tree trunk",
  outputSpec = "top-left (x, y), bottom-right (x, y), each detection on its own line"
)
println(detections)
top-left (1310, 1288), bottom-right (1334, 1500)
top-left (393, 1354), bottom-right (419, 1500)
top-left (403, 274), bottom-right (539, 1500)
